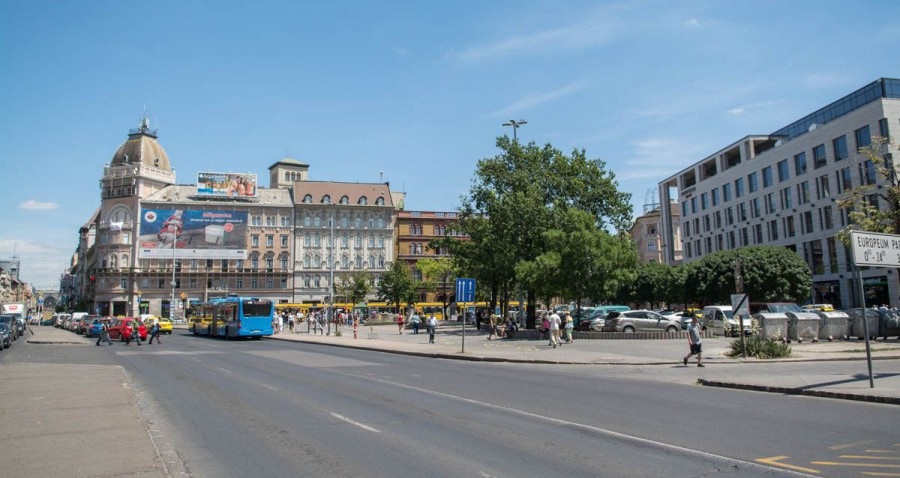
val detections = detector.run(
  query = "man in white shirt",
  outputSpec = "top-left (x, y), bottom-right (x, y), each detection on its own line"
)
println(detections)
top-left (548, 312), bottom-right (562, 348)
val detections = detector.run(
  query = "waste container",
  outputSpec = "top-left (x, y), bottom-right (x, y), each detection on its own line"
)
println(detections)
top-left (814, 310), bottom-right (849, 341)
top-left (877, 308), bottom-right (900, 339)
top-left (752, 313), bottom-right (788, 341)
top-left (846, 308), bottom-right (880, 340)
top-left (786, 312), bottom-right (820, 343)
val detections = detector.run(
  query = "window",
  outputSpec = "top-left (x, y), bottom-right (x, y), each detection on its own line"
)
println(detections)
top-left (822, 206), bottom-right (834, 229)
top-left (313, 234), bottom-right (320, 247)
top-left (303, 216), bottom-right (311, 227)
top-left (251, 216), bottom-right (262, 226)
top-left (281, 257), bottom-right (288, 269)
top-left (797, 181), bottom-right (810, 205)
top-left (120, 278), bottom-right (127, 289)
top-left (777, 159), bottom-right (790, 182)
top-left (266, 256), bottom-right (274, 269)
top-left (322, 194), bottom-right (331, 204)
top-left (303, 234), bottom-right (311, 247)
top-left (341, 236), bottom-right (348, 248)
top-left (266, 235), bottom-right (274, 247)
top-left (358, 196), bottom-right (368, 205)
top-left (251, 256), bottom-right (259, 269)
top-left (833, 135), bottom-right (849, 161)
top-left (375, 197), bottom-right (384, 205)
top-left (734, 178), bottom-right (745, 198)
top-left (236, 279), bottom-right (243, 289)
top-left (813, 144), bottom-right (827, 169)
top-left (836, 167), bottom-right (852, 193)
top-left (794, 152), bottom-right (807, 176)
top-left (860, 159), bottom-right (877, 185)
top-left (802, 211), bottom-right (814, 234)
top-left (765, 192), bottom-right (776, 214)
top-left (266, 216), bottom-right (275, 226)
top-left (711, 188), bottom-right (720, 206)
top-left (701, 192), bottom-right (709, 210)
top-left (377, 237), bottom-right (384, 248)
top-left (281, 235), bottom-right (288, 247)
top-left (281, 215), bottom-right (291, 226)
top-left (313, 217), bottom-right (321, 227)
top-left (723, 183), bottom-right (732, 202)
top-left (355, 217), bottom-right (363, 228)
top-left (251, 235), bottom-right (259, 247)
top-left (768, 220), bottom-right (779, 241)
top-left (690, 197), bottom-right (697, 214)
top-left (251, 279), bottom-right (258, 289)
top-left (340, 195), bottom-right (349, 204)
top-left (355, 236), bottom-right (362, 248)
top-left (780, 187), bottom-right (792, 210)
top-left (855, 125), bottom-right (871, 151)
top-left (879, 118), bottom-right (890, 139)
top-left (724, 207), bottom-right (734, 226)
top-left (754, 224), bottom-right (763, 244)
top-left (341, 216), bottom-right (349, 228)
top-left (816, 174), bottom-right (830, 200)
top-left (280, 278), bottom-right (287, 289)
top-left (762, 167), bottom-right (773, 188)
top-left (341, 256), bottom-right (349, 268)
top-left (751, 198), bottom-right (761, 218)
top-left (368, 236), bottom-right (375, 247)
top-left (748, 172), bottom-right (759, 193)
top-left (355, 255), bottom-right (363, 268)
top-left (785, 216), bottom-right (796, 237)
top-left (738, 202), bottom-right (747, 221)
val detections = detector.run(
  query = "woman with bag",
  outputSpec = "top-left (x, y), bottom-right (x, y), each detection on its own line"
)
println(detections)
top-left (564, 313), bottom-right (575, 344)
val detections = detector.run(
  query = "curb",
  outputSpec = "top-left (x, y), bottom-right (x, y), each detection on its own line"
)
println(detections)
top-left (698, 379), bottom-right (900, 405)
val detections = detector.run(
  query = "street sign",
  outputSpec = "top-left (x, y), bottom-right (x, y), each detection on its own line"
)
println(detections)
top-left (456, 278), bottom-right (476, 302)
top-left (851, 231), bottom-right (900, 267)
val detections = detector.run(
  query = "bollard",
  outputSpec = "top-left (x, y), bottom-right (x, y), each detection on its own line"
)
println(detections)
top-left (353, 318), bottom-right (358, 339)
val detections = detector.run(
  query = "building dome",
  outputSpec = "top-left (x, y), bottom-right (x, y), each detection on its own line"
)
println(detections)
top-left (110, 118), bottom-right (171, 171)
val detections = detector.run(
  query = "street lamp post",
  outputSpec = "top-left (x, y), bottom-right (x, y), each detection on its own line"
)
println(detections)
top-left (502, 119), bottom-right (527, 143)
top-left (170, 229), bottom-right (177, 323)
top-left (328, 206), bottom-right (335, 335)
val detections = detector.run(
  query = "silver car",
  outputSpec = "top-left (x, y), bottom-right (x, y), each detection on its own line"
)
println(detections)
top-left (601, 310), bottom-right (682, 333)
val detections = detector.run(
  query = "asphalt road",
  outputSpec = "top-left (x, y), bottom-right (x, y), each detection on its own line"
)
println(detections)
top-left (5, 331), bottom-right (899, 477)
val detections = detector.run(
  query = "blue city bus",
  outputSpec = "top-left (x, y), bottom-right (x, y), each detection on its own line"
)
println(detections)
top-left (189, 294), bottom-right (274, 339)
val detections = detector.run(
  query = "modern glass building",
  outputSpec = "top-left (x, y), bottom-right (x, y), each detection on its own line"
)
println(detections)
top-left (658, 78), bottom-right (900, 308)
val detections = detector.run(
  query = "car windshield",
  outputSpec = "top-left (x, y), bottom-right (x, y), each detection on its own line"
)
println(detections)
top-left (0, 323), bottom-right (8, 332)
top-left (722, 310), bottom-right (735, 319)
top-left (769, 303), bottom-right (802, 313)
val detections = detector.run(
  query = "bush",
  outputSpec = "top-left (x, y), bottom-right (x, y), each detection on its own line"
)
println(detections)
top-left (727, 335), bottom-right (791, 359)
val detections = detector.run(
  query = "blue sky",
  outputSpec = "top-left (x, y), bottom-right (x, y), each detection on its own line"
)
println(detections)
top-left (1, 0), bottom-right (898, 290)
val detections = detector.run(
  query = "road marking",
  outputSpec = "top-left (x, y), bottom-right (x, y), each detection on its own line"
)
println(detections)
top-left (868, 450), bottom-right (897, 453)
top-left (217, 367), bottom-right (231, 374)
top-left (831, 440), bottom-right (875, 450)
top-left (328, 411), bottom-right (380, 433)
top-left (755, 456), bottom-right (820, 474)
top-left (812, 462), bottom-right (900, 468)
top-left (343, 375), bottom-right (819, 477)
top-left (861, 472), bottom-right (900, 476)
top-left (259, 383), bottom-right (278, 391)
top-left (841, 456), bottom-right (900, 461)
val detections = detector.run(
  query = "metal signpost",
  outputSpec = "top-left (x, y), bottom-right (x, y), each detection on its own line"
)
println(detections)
top-left (456, 278), bottom-right (476, 353)
top-left (849, 231), bottom-right (900, 388)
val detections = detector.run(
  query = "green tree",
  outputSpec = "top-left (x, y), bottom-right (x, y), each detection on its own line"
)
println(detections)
top-left (685, 247), bottom-right (812, 305)
top-left (632, 262), bottom-right (672, 309)
top-left (336, 270), bottom-right (371, 309)
top-left (416, 256), bottom-right (457, 318)
top-left (454, 137), bottom-right (633, 327)
top-left (836, 136), bottom-right (900, 239)
top-left (376, 261), bottom-right (416, 312)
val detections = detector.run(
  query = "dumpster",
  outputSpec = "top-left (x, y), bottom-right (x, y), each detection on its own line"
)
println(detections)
top-left (814, 310), bottom-right (849, 341)
top-left (752, 313), bottom-right (788, 341)
top-left (877, 308), bottom-right (900, 339)
top-left (786, 311), bottom-right (820, 343)
top-left (846, 308), bottom-right (880, 340)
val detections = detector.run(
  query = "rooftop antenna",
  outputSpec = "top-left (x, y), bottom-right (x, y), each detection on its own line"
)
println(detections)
top-left (379, 171), bottom-right (384, 183)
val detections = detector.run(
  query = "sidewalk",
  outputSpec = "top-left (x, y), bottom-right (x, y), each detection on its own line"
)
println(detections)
top-left (272, 320), bottom-right (900, 405)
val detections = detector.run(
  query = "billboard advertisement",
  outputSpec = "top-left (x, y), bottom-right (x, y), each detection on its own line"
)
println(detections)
top-left (197, 172), bottom-right (257, 197)
top-left (139, 209), bottom-right (249, 259)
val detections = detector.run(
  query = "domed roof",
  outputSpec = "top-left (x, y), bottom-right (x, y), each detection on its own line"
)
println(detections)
top-left (110, 118), bottom-right (171, 171)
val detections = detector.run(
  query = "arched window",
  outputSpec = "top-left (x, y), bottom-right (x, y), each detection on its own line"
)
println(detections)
top-left (303, 275), bottom-right (311, 287)
top-left (303, 194), bottom-right (313, 203)
top-left (355, 255), bottom-right (363, 268)
top-left (375, 197), bottom-right (384, 205)
top-left (285, 172), bottom-right (290, 181)
top-left (355, 217), bottom-right (363, 228)
top-left (377, 217), bottom-right (384, 228)
top-left (340, 195), bottom-right (349, 204)
top-left (378, 256), bottom-right (385, 268)
top-left (107, 205), bottom-right (133, 223)
top-left (341, 216), bottom-right (349, 228)
top-left (313, 216), bottom-right (321, 227)
top-left (322, 194), bottom-right (331, 204)
top-left (121, 254), bottom-right (129, 267)
top-left (358, 196), bottom-right (368, 205)
top-left (303, 216), bottom-right (311, 227)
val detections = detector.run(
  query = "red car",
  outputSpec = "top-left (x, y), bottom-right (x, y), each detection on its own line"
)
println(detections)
top-left (108, 318), bottom-right (147, 341)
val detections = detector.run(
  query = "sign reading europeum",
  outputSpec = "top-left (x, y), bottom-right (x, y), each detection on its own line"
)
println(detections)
top-left (850, 231), bottom-right (900, 268)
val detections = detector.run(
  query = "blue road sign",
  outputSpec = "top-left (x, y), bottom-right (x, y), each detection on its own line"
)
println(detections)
top-left (456, 278), bottom-right (476, 302)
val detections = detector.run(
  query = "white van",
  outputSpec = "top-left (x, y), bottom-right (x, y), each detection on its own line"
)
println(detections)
top-left (701, 305), bottom-right (753, 337)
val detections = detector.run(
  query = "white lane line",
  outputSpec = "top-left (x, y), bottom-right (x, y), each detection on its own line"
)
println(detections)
top-left (217, 367), bottom-right (232, 374)
top-left (260, 383), bottom-right (278, 391)
top-left (328, 411), bottom-right (381, 433)
top-left (349, 374), bottom-right (818, 478)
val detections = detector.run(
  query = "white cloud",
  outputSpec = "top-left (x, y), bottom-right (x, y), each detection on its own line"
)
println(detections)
top-left (0, 239), bottom-right (71, 289)
top-left (684, 18), bottom-right (702, 27)
top-left (726, 99), bottom-right (780, 116)
top-left (803, 73), bottom-right (855, 90)
top-left (450, 9), bottom-right (622, 62)
top-left (616, 136), bottom-right (710, 181)
top-left (491, 81), bottom-right (589, 117)
top-left (20, 200), bottom-right (58, 210)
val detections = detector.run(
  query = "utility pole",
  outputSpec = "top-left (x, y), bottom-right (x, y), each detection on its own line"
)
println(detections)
top-left (735, 259), bottom-right (747, 358)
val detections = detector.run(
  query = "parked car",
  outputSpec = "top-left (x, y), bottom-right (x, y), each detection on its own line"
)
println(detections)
top-left (576, 308), bottom-right (608, 331)
top-left (109, 318), bottom-right (147, 342)
top-left (748, 302), bottom-right (803, 314)
top-left (701, 305), bottom-right (753, 337)
top-left (0, 315), bottom-right (18, 341)
top-left (0, 323), bottom-right (11, 349)
top-left (86, 318), bottom-right (112, 338)
top-left (14, 317), bottom-right (26, 337)
top-left (601, 310), bottom-right (682, 333)
top-left (586, 312), bottom-right (610, 331)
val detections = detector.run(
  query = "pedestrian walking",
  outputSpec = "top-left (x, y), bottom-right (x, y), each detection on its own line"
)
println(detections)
top-left (397, 313), bottom-right (404, 334)
top-left (548, 311), bottom-right (562, 348)
top-left (564, 313), bottom-right (575, 344)
top-left (96, 321), bottom-right (112, 346)
top-left (147, 320), bottom-right (161, 344)
top-left (683, 316), bottom-right (704, 367)
top-left (539, 314), bottom-right (550, 341)
top-left (411, 313), bottom-right (421, 334)
top-left (124, 321), bottom-right (142, 346)
top-left (427, 314), bottom-right (437, 343)
top-left (487, 314), bottom-right (499, 340)
top-left (288, 312), bottom-right (295, 332)
top-left (277, 313), bottom-right (284, 334)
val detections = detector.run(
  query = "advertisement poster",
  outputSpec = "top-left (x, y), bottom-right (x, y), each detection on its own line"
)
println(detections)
top-left (139, 209), bottom-right (249, 259)
top-left (197, 172), bottom-right (258, 197)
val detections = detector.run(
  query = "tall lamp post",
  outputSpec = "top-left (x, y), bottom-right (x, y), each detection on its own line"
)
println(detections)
top-left (502, 119), bottom-right (527, 143)
top-left (327, 206), bottom-right (335, 335)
